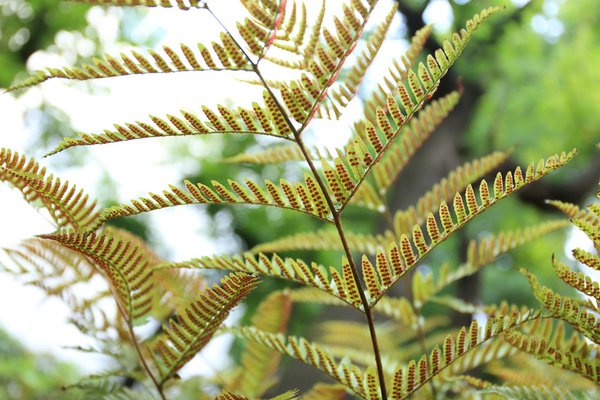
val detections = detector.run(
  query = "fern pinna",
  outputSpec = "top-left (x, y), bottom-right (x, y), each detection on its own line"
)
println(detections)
top-left (1, 1), bottom-right (595, 399)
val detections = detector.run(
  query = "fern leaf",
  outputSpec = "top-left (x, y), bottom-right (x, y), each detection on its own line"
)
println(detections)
top-left (47, 98), bottom-right (296, 156)
top-left (389, 311), bottom-right (542, 399)
top-left (358, 151), bottom-right (576, 306)
top-left (504, 324), bottom-right (600, 384)
top-left (92, 176), bottom-right (334, 230)
top-left (351, 92), bottom-right (465, 212)
top-left (327, 7), bottom-right (502, 210)
top-left (40, 230), bottom-right (155, 324)
top-left (229, 326), bottom-right (368, 399)
top-left (552, 256), bottom-right (600, 304)
top-left (0, 148), bottom-right (99, 230)
top-left (315, 3), bottom-right (397, 119)
top-left (148, 272), bottom-right (258, 384)
top-left (160, 252), bottom-right (364, 310)
top-left (69, 0), bottom-right (203, 9)
top-left (228, 291), bottom-right (292, 398)
top-left (8, 41), bottom-right (251, 91)
top-left (522, 268), bottom-right (600, 343)
top-left (393, 150), bottom-right (510, 234)
top-left (473, 384), bottom-right (583, 400)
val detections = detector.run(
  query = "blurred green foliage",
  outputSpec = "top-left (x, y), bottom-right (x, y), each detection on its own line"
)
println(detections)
top-left (0, 327), bottom-right (80, 399)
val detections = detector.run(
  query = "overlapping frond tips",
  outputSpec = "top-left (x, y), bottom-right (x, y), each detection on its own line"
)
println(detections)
top-left (504, 321), bottom-right (600, 384)
top-left (522, 269), bottom-right (599, 343)
top-left (393, 150), bottom-right (510, 234)
top-left (315, 3), bottom-right (397, 119)
top-left (40, 229), bottom-right (155, 324)
top-left (358, 23), bottom-right (432, 128)
top-left (271, 0), bottom-right (380, 127)
top-left (91, 175), bottom-right (333, 230)
top-left (228, 326), bottom-right (369, 399)
top-left (160, 252), bottom-right (365, 310)
top-left (0, 148), bottom-right (100, 230)
top-left (323, 7), bottom-right (502, 209)
top-left (388, 311), bottom-right (542, 400)
top-left (227, 291), bottom-right (292, 398)
top-left (355, 151), bottom-right (576, 306)
top-left (148, 272), bottom-right (258, 384)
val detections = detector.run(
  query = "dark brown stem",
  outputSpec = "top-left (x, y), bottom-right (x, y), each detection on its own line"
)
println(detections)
top-left (207, 7), bottom-right (388, 398)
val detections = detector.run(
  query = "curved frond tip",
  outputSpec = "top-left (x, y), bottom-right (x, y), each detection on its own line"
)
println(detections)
top-left (148, 272), bottom-right (259, 384)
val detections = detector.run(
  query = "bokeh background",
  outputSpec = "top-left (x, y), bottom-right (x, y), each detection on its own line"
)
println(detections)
top-left (0, 0), bottom-right (598, 397)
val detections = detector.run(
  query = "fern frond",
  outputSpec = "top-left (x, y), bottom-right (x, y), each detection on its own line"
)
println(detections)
top-left (573, 248), bottom-right (600, 272)
top-left (47, 95), bottom-right (298, 155)
top-left (69, 0), bottom-right (201, 10)
top-left (393, 150), bottom-right (510, 234)
top-left (8, 41), bottom-right (251, 91)
top-left (92, 175), bottom-right (334, 230)
top-left (228, 291), bottom-right (292, 398)
top-left (152, 267), bottom-right (206, 322)
top-left (358, 151), bottom-right (576, 306)
top-left (225, 142), bottom-right (339, 164)
top-left (216, 388), bottom-right (299, 400)
top-left (388, 311), bottom-right (542, 399)
top-left (329, 7), bottom-right (502, 209)
top-left (522, 268), bottom-right (600, 343)
top-left (315, 3), bottom-right (397, 119)
top-left (40, 230), bottom-right (155, 324)
top-left (161, 252), bottom-right (364, 310)
top-left (0, 148), bottom-right (99, 230)
top-left (148, 272), bottom-right (258, 384)
top-left (228, 326), bottom-right (369, 399)
top-left (504, 323), bottom-right (600, 384)
top-left (303, 383), bottom-right (348, 400)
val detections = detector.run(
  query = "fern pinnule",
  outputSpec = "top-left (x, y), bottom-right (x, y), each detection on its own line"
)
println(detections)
top-left (473, 384), bottom-right (588, 400)
top-left (148, 272), bottom-right (258, 384)
top-left (46, 99), bottom-right (298, 156)
top-left (40, 229), bottom-right (155, 324)
top-left (69, 0), bottom-right (202, 10)
top-left (392, 150), bottom-right (511, 234)
top-left (503, 327), bottom-right (600, 384)
top-left (226, 291), bottom-right (292, 398)
top-left (522, 269), bottom-right (600, 343)
top-left (1, 148), bottom-right (100, 230)
top-left (162, 252), bottom-right (365, 310)
top-left (91, 175), bottom-right (333, 231)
